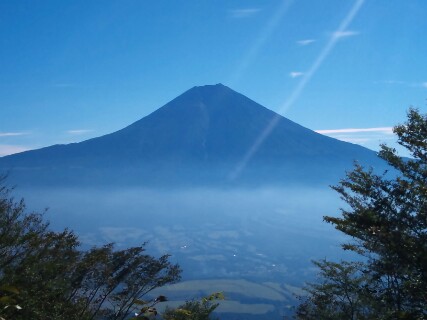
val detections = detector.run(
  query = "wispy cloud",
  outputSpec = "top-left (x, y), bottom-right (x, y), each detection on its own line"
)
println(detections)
top-left (0, 132), bottom-right (30, 137)
top-left (66, 129), bottom-right (94, 135)
top-left (297, 39), bottom-right (315, 46)
top-left (315, 127), bottom-right (395, 150)
top-left (315, 127), bottom-right (393, 135)
top-left (337, 137), bottom-right (371, 144)
top-left (228, 8), bottom-right (261, 18)
top-left (323, 134), bottom-right (395, 146)
top-left (378, 80), bottom-right (405, 85)
top-left (0, 144), bottom-right (30, 157)
top-left (332, 30), bottom-right (359, 39)
top-left (376, 80), bottom-right (427, 89)
top-left (290, 71), bottom-right (304, 78)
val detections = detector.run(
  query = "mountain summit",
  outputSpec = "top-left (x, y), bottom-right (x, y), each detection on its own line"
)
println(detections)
top-left (0, 84), bottom-right (385, 186)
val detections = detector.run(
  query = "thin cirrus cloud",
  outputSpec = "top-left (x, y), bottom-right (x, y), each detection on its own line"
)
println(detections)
top-left (315, 127), bottom-right (395, 146)
top-left (0, 144), bottom-right (30, 157)
top-left (338, 137), bottom-right (371, 144)
top-left (379, 80), bottom-right (405, 85)
top-left (66, 129), bottom-right (94, 135)
top-left (0, 131), bottom-right (30, 137)
top-left (297, 39), bottom-right (315, 46)
top-left (377, 80), bottom-right (427, 88)
top-left (315, 127), bottom-right (393, 135)
top-left (290, 71), bottom-right (304, 78)
top-left (332, 30), bottom-right (359, 39)
top-left (228, 8), bottom-right (261, 18)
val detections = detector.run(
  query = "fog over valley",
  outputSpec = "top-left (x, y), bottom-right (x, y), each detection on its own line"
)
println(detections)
top-left (16, 185), bottom-right (357, 317)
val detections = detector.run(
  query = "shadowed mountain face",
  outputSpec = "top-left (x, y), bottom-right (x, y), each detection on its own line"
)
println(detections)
top-left (0, 84), bottom-right (385, 186)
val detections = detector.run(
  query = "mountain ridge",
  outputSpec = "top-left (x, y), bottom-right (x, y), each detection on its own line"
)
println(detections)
top-left (0, 84), bottom-right (385, 186)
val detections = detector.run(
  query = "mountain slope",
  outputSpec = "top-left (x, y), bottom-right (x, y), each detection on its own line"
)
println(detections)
top-left (0, 84), bottom-right (385, 186)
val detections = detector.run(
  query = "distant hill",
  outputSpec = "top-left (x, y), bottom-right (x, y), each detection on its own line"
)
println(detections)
top-left (0, 84), bottom-right (386, 187)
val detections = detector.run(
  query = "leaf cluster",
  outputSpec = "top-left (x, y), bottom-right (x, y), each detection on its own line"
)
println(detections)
top-left (162, 292), bottom-right (224, 320)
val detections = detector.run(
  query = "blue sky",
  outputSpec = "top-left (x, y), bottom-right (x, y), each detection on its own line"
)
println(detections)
top-left (1, 0), bottom-right (427, 157)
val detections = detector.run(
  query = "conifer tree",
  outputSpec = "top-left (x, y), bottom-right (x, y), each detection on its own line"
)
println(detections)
top-left (296, 108), bottom-right (427, 319)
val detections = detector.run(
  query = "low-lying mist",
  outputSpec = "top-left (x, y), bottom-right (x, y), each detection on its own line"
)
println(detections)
top-left (17, 186), bottom-right (352, 282)
top-left (16, 185), bottom-right (359, 317)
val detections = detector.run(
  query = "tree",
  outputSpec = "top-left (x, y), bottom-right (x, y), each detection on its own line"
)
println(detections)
top-left (295, 260), bottom-right (372, 320)
top-left (296, 108), bottom-right (427, 319)
top-left (162, 292), bottom-right (224, 320)
top-left (0, 177), bottom-right (181, 319)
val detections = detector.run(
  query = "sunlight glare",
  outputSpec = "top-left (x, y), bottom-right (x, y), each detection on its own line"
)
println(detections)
top-left (229, 0), bottom-right (365, 180)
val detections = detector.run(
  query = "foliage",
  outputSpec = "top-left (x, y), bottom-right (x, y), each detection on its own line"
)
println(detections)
top-left (0, 284), bottom-right (21, 320)
top-left (296, 260), bottom-right (374, 319)
top-left (0, 177), bottom-right (181, 320)
top-left (126, 295), bottom-right (167, 320)
top-left (296, 108), bottom-right (427, 319)
top-left (162, 292), bottom-right (224, 320)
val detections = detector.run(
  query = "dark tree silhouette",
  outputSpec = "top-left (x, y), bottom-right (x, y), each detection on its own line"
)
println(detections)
top-left (296, 108), bottom-right (427, 319)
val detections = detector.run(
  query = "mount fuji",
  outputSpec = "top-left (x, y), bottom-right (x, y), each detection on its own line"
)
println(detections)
top-left (0, 84), bottom-right (385, 187)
